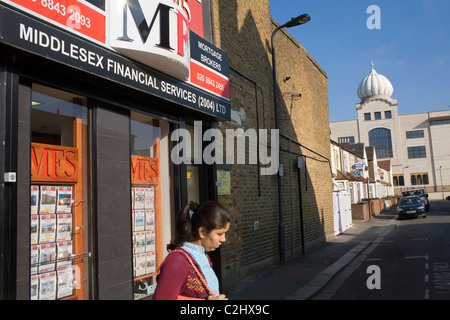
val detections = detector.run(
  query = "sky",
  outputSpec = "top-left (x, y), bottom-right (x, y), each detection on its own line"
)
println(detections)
top-left (269, 0), bottom-right (450, 122)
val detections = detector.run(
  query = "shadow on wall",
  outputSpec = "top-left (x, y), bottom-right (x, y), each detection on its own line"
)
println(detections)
top-left (216, 0), bottom-right (332, 289)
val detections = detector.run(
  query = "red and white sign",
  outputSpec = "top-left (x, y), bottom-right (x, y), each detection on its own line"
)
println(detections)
top-left (3, 0), bottom-right (230, 102)
top-left (5, 0), bottom-right (105, 43)
top-left (190, 60), bottom-right (230, 99)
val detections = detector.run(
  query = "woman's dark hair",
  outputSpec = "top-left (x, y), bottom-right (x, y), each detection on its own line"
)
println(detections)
top-left (167, 200), bottom-right (231, 251)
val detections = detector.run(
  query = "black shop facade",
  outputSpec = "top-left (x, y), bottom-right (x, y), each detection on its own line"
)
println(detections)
top-left (0, 0), bottom-right (230, 300)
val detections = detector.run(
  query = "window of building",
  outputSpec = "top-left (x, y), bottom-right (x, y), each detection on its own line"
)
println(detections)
top-left (406, 130), bottom-right (424, 139)
top-left (411, 173), bottom-right (429, 185)
top-left (430, 119), bottom-right (450, 126)
top-left (374, 112), bottom-right (381, 120)
top-left (364, 113), bottom-right (371, 121)
top-left (369, 128), bottom-right (393, 158)
top-left (369, 184), bottom-right (374, 198)
top-left (407, 146), bottom-right (426, 159)
top-left (333, 149), bottom-right (340, 170)
top-left (393, 175), bottom-right (404, 186)
top-left (343, 153), bottom-right (349, 172)
top-left (385, 111), bottom-right (392, 119)
top-left (356, 183), bottom-right (361, 202)
top-left (349, 184), bottom-right (354, 203)
top-left (338, 136), bottom-right (355, 144)
top-left (31, 84), bottom-right (90, 300)
top-left (130, 111), bottom-right (171, 300)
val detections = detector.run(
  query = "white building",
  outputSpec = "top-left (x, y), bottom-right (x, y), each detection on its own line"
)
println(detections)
top-left (331, 140), bottom-right (394, 203)
top-left (330, 64), bottom-right (450, 198)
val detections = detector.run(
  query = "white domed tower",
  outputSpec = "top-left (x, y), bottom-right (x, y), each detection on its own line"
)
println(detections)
top-left (355, 63), bottom-right (400, 160)
top-left (357, 63), bottom-right (394, 102)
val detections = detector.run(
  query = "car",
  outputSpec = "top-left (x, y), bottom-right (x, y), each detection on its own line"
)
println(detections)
top-left (401, 188), bottom-right (430, 211)
top-left (397, 196), bottom-right (427, 220)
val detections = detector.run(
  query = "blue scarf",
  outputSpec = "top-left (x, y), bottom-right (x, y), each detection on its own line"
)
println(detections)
top-left (181, 242), bottom-right (219, 296)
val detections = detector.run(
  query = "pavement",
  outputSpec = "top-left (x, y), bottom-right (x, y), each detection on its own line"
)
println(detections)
top-left (226, 208), bottom-right (398, 300)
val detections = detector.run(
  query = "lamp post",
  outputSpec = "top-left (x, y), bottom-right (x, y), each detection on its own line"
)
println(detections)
top-left (271, 14), bottom-right (310, 263)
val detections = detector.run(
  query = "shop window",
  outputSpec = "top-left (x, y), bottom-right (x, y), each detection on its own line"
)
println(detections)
top-left (130, 111), bottom-right (171, 299)
top-left (30, 84), bottom-right (89, 300)
top-left (407, 146), bottom-right (426, 159)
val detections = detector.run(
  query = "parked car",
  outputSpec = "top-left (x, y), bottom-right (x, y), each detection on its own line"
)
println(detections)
top-left (397, 196), bottom-right (427, 220)
top-left (401, 188), bottom-right (429, 211)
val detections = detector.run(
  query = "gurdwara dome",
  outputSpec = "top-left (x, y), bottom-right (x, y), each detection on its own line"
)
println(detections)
top-left (357, 63), bottom-right (394, 101)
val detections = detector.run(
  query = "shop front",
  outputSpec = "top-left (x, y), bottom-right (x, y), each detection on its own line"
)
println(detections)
top-left (0, 0), bottom-right (230, 300)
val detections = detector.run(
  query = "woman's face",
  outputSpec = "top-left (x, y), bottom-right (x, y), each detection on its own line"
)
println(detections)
top-left (200, 223), bottom-right (230, 252)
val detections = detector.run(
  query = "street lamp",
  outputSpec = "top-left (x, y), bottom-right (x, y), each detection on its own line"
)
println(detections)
top-left (271, 14), bottom-right (310, 263)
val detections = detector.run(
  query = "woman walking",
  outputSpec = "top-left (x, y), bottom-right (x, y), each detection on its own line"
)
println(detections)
top-left (153, 200), bottom-right (231, 300)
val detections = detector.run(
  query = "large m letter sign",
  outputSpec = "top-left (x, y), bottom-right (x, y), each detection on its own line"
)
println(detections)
top-left (109, 0), bottom-right (190, 80)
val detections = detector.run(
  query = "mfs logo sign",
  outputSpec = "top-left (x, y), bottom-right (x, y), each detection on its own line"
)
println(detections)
top-left (108, 0), bottom-right (190, 80)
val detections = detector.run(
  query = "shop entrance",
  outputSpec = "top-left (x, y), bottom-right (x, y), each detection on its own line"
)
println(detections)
top-left (182, 122), bottom-right (222, 285)
top-left (184, 123), bottom-right (212, 204)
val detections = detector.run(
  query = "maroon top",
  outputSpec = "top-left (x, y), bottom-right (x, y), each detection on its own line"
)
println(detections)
top-left (152, 248), bottom-right (212, 300)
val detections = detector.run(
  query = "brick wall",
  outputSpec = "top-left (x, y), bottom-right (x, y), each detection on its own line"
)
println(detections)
top-left (212, 0), bottom-right (333, 289)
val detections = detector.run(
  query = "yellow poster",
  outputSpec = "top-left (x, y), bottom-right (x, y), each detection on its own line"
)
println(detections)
top-left (217, 170), bottom-right (231, 195)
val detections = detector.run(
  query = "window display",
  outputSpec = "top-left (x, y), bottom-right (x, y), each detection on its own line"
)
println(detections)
top-left (31, 183), bottom-right (75, 299)
top-left (131, 112), bottom-right (164, 299)
top-left (30, 84), bottom-right (89, 300)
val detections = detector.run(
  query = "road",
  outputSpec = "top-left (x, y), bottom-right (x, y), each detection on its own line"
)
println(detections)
top-left (318, 200), bottom-right (450, 300)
